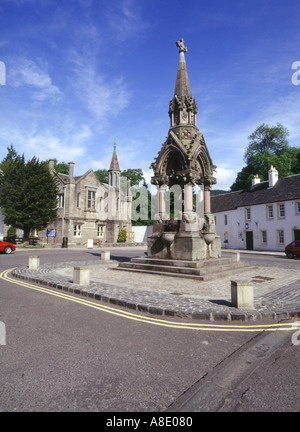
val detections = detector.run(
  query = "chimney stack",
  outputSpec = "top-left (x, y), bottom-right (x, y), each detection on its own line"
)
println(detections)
top-left (252, 174), bottom-right (261, 187)
top-left (268, 165), bottom-right (278, 187)
top-left (68, 162), bottom-right (75, 183)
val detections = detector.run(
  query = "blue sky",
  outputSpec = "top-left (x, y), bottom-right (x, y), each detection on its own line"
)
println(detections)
top-left (0, 0), bottom-right (299, 190)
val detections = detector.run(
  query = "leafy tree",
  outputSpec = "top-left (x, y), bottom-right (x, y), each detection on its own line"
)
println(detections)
top-left (121, 168), bottom-right (145, 186)
top-left (0, 147), bottom-right (59, 240)
top-left (95, 169), bottom-right (109, 183)
top-left (6, 226), bottom-right (17, 243)
top-left (54, 161), bottom-right (69, 175)
top-left (95, 168), bottom-right (146, 186)
top-left (46, 159), bottom-right (69, 175)
top-left (231, 124), bottom-right (300, 191)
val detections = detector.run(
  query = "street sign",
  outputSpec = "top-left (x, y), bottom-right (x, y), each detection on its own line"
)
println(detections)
top-left (47, 229), bottom-right (57, 237)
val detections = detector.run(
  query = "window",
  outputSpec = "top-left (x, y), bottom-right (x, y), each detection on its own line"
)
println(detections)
top-left (267, 205), bottom-right (273, 219)
top-left (58, 193), bottom-right (64, 208)
top-left (224, 215), bottom-right (228, 225)
top-left (245, 208), bottom-right (251, 221)
top-left (278, 204), bottom-right (285, 218)
top-left (261, 230), bottom-right (267, 244)
top-left (77, 193), bottom-right (80, 208)
top-left (97, 225), bottom-right (105, 238)
top-left (296, 202), bottom-right (300, 214)
top-left (278, 230), bottom-right (285, 245)
top-left (87, 190), bottom-right (96, 209)
top-left (74, 225), bottom-right (82, 237)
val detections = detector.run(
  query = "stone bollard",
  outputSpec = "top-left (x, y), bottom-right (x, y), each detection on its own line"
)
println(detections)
top-left (29, 256), bottom-right (40, 270)
top-left (73, 266), bottom-right (90, 286)
top-left (101, 250), bottom-right (110, 261)
top-left (231, 252), bottom-right (240, 262)
top-left (231, 280), bottom-right (254, 309)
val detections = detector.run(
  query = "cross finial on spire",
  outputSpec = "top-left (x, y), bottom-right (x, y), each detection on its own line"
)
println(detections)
top-left (176, 38), bottom-right (187, 53)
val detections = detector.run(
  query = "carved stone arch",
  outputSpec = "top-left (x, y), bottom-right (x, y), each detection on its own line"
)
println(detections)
top-left (159, 145), bottom-right (186, 185)
top-left (194, 145), bottom-right (213, 180)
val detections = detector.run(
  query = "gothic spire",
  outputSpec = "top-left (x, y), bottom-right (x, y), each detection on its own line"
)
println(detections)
top-left (174, 39), bottom-right (192, 97)
top-left (109, 143), bottom-right (120, 172)
top-left (169, 39), bottom-right (198, 128)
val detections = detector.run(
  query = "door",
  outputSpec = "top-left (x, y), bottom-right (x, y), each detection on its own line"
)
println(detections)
top-left (294, 230), bottom-right (300, 241)
top-left (245, 231), bottom-right (253, 250)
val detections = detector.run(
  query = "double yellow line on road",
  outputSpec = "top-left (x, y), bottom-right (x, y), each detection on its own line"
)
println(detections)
top-left (1, 268), bottom-right (299, 332)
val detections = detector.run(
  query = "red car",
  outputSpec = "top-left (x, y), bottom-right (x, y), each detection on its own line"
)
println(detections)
top-left (0, 240), bottom-right (16, 254)
top-left (285, 241), bottom-right (300, 259)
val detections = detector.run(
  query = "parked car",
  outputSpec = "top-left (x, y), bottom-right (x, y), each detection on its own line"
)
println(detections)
top-left (285, 241), bottom-right (300, 259)
top-left (0, 240), bottom-right (16, 254)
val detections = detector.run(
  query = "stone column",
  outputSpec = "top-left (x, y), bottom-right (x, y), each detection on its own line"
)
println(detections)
top-left (184, 183), bottom-right (194, 212)
top-left (204, 177), bottom-right (213, 214)
top-left (204, 187), bottom-right (211, 214)
top-left (158, 185), bottom-right (167, 217)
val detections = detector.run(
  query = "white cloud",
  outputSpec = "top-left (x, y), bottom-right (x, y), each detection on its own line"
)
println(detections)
top-left (213, 165), bottom-right (238, 191)
top-left (104, 0), bottom-right (149, 41)
top-left (10, 57), bottom-right (62, 102)
top-left (0, 120), bottom-right (91, 165)
top-left (69, 51), bottom-right (130, 123)
top-left (261, 92), bottom-right (300, 145)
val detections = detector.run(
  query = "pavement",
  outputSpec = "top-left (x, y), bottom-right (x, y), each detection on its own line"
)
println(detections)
top-left (11, 247), bottom-right (300, 322)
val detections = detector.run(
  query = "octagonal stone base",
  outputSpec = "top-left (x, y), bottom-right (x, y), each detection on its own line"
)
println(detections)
top-left (147, 232), bottom-right (221, 261)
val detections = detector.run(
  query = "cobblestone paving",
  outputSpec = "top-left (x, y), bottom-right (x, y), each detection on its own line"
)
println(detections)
top-left (12, 258), bottom-right (300, 322)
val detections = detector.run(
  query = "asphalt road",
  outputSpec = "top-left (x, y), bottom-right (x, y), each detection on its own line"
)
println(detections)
top-left (0, 248), bottom-right (299, 414)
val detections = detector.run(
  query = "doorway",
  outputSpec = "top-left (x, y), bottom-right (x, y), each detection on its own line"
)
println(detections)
top-left (294, 229), bottom-right (300, 241)
top-left (245, 231), bottom-right (253, 250)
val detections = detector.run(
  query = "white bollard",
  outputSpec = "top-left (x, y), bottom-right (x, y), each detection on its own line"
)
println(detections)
top-left (231, 280), bottom-right (254, 309)
top-left (73, 266), bottom-right (90, 286)
top-left (101, 250), bottom-right (110, 261)
top-left (29, 256), bottom-right (40, 270)
top-left (231, 252), bottom-right (240, 262)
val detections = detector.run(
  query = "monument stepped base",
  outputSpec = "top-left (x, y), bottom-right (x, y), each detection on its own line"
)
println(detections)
top-left (115, 257), bottom-right (251, 281)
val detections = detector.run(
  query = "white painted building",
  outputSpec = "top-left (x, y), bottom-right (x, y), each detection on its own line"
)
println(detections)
top-left (211, 167), bottom-right (300, 251)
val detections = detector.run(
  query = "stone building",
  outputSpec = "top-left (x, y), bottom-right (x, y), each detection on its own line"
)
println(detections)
top-left (211, 166), bottom-right (300, 251)
top-left (39, 146), bottom-right (132, 247)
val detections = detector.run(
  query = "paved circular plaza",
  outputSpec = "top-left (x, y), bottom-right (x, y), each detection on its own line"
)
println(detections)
top-left (11, 250), bottom-right (300, 322)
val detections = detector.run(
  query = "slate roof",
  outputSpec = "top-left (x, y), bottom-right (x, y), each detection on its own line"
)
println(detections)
top-left (211, 174), bottom-right (300, 213)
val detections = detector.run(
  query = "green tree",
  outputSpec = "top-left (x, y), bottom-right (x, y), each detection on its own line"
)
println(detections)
top-left (54, 160), bottom-right (69, 175)
top-left (6, 226), bottom-right (17, 243)
top-left (121, 168), bottom-right (145, 186)
top-left (231, 124), bottom-right (300, 191)
top-left (117, 226), bottom-right (127, 242)
top-left (0, 147), bottom-right (59, 240)
top-left (95, 169), bottom-right (109, 183)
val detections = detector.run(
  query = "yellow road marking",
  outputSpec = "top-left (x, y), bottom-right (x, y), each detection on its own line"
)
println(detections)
top-left (1, 268), bottom-right (299, 332)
